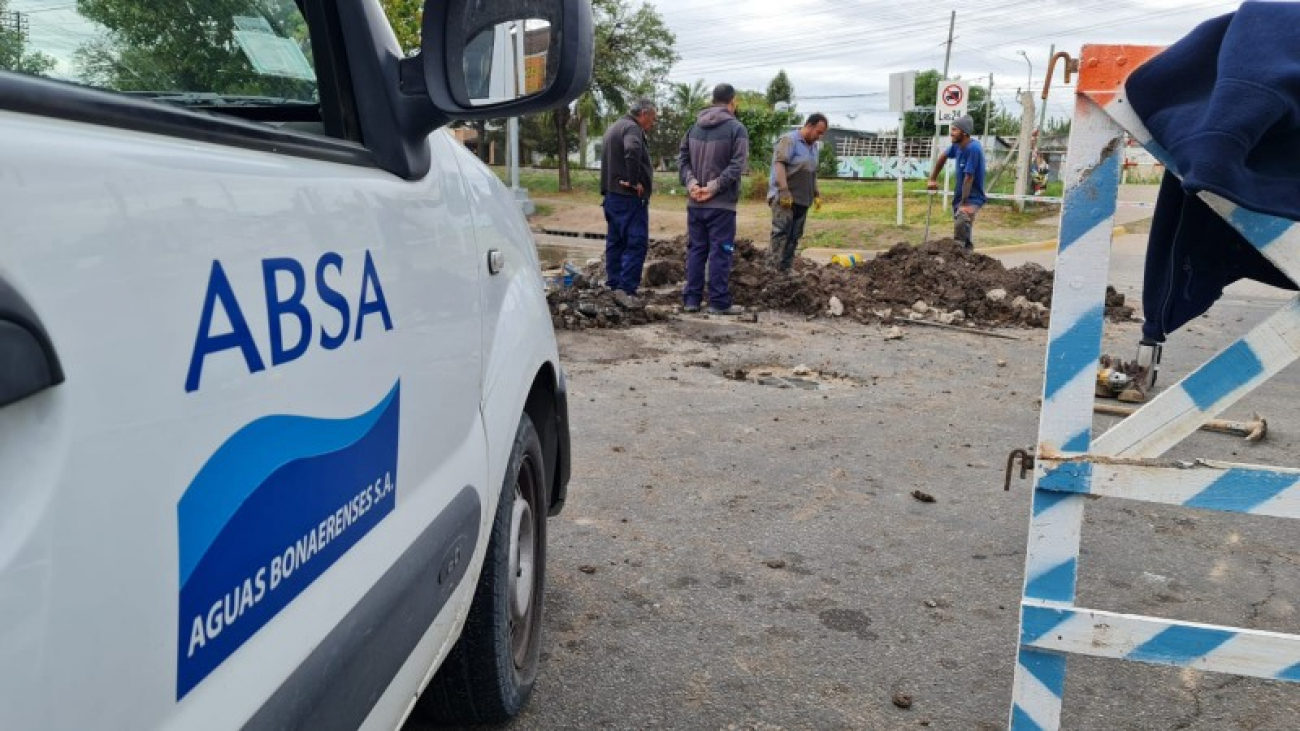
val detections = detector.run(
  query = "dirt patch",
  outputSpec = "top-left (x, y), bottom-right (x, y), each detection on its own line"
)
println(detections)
top-left (550, 237), bottom-right (1134, 330)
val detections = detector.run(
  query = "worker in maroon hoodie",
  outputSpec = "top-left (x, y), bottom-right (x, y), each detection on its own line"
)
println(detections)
top-left (677, 83), bottom-right (750, 315)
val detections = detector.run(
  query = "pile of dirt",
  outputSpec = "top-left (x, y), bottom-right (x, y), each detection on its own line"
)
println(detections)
top-left (547, 279), bottom-right (670, 331)
top-left (552, 237), bottom-right (1136, 330)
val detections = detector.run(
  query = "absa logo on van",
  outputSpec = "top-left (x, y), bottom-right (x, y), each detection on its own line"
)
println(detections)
top-left (175, 381), bottom-right (400, 699)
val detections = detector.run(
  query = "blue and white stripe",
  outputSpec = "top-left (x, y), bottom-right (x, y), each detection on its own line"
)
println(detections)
top-left (1012, 93), bottom-right (1125, 730)
top-left (1022, 603), bottom-right (1300, 683)
top-left (1014, 64), bottom-right (1300, 731)
top-left (1038, 458), bottom-right (1300, 519)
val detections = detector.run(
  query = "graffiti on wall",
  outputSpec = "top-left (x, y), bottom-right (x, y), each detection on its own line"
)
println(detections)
top-left (836, 156), bottom-right (931, 180)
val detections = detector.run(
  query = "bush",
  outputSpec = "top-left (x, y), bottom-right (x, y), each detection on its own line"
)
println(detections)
top-left (747, 172), bottom-right (770, 202)
top-left (818, 143), bottom-right (839, 178)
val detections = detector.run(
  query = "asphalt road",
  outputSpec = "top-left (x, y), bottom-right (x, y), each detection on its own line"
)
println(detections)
top-left (414, 197), bottom-right (1300, 729)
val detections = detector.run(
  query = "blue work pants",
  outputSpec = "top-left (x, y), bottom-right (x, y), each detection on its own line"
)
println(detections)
top-left (603, 193), bottom-right (649, 295)
top-left (683, 207), bottom-right (737, 309)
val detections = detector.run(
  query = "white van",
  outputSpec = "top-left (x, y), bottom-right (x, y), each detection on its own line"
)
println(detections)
top-left (0, 0), bottom-right (589, 727)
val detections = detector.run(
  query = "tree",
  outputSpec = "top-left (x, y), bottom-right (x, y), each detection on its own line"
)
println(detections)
top-left (818, 140), bottom-right (839, 178)
top-left (380, 0), bottom-right (420, 53)
top-left (644, 79), bottom-right (707, 171)
top-left (0, 2), bottom-right (55, 75)
top-left (73, 0), bottom-right (312, 99)
top-left (552, 0), bottom-right (676, 190)
top-left (765, 69), bottom-right (793, 107)
top-left (733, 89), bottom-right (796, 175)
top-left (1044, 117), bottom-right (1071, 136)
top-left (668, 79), bottom-right (708, 117)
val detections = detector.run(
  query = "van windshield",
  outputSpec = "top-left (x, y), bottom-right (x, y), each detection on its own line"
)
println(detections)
top-left (0, 0), bottom-right (317, 108)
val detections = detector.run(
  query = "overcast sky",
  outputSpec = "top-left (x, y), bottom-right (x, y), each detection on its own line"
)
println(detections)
top-left (650, 0), bottom-right (1242, 132)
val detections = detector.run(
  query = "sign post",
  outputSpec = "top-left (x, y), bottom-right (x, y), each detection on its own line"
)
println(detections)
top-left (889, 71), bottom-right (917, 226)
top-left (934, 80), bottom-right (969, 211)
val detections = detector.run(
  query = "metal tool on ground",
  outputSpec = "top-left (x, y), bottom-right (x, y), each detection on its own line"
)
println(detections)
top-left (1093, 403), bottom-right (1268, 442)
top-left (1094, 353), bottom-right (1151, 402)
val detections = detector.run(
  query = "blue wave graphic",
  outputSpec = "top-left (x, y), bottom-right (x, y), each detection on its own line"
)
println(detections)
top-left (178, 381), bottom-right (400, 586)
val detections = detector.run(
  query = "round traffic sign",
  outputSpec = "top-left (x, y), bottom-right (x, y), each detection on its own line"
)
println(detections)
top-left (941, 84), bottom-right (964, 108)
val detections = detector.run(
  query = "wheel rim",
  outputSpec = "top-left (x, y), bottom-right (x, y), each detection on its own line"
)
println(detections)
top-left (507, 455), bottom-right (538, 669)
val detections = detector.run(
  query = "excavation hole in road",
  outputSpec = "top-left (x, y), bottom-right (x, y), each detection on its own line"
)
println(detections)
top-left (720, 364), bottom-right (866, 391)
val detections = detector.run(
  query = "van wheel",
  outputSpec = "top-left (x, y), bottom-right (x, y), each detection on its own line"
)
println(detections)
top-left (419, 413), bottom-right (547, 725)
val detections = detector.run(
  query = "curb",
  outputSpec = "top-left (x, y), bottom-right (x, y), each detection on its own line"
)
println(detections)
top-left (992, 225), bottom-right (1128, 254)
top-left (802, 225), bottom-right (1129, 263)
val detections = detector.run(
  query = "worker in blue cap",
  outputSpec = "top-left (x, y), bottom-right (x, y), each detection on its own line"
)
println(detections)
top-left (926, 114), bottom-right (986, 250)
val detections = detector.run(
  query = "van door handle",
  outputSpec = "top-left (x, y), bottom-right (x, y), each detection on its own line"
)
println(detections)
top-left (487, 249), bottom-right (504, 275)
top-left (0, 278), bottom-right (64, 408)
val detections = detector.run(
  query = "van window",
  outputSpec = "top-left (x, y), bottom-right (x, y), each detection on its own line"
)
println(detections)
top-left (1, 0), bottom-right (320, 122)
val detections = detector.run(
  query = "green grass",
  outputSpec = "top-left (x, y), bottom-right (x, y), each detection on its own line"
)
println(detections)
top-left (509, 164), bottom-right (1063, 250)
top-left (492, 166), bottom-right (602, 196)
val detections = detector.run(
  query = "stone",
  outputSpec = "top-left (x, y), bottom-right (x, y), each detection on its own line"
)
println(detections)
top-left (911, 300), bottom-right (929, 314)
top-left (986, 288), bottom-right (1008, 302)
top-left (884, 326), bottom-right (904, 340)
top-left (828, 296), bottom-right (845, 317)
top-left (792, 364), bottom-right (813, 376)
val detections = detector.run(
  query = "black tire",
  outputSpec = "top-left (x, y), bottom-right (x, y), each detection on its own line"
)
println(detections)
top-left (418, 413), bottom-right (548, 725)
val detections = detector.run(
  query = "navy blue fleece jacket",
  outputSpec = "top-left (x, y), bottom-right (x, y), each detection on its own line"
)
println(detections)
top-left (1126, 2), bottom-right (1299, 342)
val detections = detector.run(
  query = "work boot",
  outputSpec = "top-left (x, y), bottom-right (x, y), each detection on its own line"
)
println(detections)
top-left (612, 290), bottom-right (643, 310)
top-left (708, 304), bottom-right (745, 316)
top-left (682, 303), bottom-right (701, 313)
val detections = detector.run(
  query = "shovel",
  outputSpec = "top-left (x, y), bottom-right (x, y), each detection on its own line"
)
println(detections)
top-left (922, 189), bottom-right (935, 243)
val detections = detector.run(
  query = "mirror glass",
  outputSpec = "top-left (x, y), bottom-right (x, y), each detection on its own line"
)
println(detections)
top-left (463, 18), bottom-right (555, 106)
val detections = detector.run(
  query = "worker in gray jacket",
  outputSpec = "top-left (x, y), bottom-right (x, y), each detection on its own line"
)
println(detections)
top-left (677, 83), bottom-right (750, 315)
top-left (600, 99), bottom-right (657, 296)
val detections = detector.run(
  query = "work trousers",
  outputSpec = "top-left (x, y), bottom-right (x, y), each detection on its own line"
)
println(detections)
top-left (768, 201), bottom-right (810, 271)
top-left (683, 207), bottom-right (737, 309)
top-left (603, 193), bottom-right (649, 295)
top-left (953, 205), bottom-right (981, 250)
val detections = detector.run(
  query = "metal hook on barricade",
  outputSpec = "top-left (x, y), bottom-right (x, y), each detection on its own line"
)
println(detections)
top-left (1042, 51), bottom-right (1079, 103)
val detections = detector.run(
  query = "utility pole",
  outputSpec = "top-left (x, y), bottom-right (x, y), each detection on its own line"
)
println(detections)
top-left (935, 10), bottom-right (956, 211)
top-left (983, 73), bottom-right (993, 140)
top-left (1014, 90), bottom-right (1035, 212)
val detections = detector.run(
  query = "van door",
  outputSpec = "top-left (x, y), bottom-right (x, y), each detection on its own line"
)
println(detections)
top-left (0, 1), bottom-right (485, 728)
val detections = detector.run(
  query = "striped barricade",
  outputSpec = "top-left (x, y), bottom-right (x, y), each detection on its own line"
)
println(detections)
top-left (1009, 44), bottom-right (1300, 730)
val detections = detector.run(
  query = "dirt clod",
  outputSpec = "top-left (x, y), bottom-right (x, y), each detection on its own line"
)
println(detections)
top-left (893, 692), bottom-right (914, 709)
top-left (910, 490), bottom-right (937, 503)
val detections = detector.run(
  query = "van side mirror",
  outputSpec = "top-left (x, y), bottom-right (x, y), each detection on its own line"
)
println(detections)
top-left (420, 0), bottom-right (593, 119)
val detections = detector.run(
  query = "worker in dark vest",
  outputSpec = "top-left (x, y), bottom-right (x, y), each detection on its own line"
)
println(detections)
top-left (600, 99), bottom-right (657, 297)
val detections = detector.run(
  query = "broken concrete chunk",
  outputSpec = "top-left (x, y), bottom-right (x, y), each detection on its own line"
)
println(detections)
top-left (828, 296), bottom-right (845, 317)
top-left (884, 326), bottom-right (905, 340)
top-left (987, 288), bottom-right (1008, 302)
top-left (792, 364), bottom-right (813, 376)
top-left (911, 300), bottom-right (930, 314)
